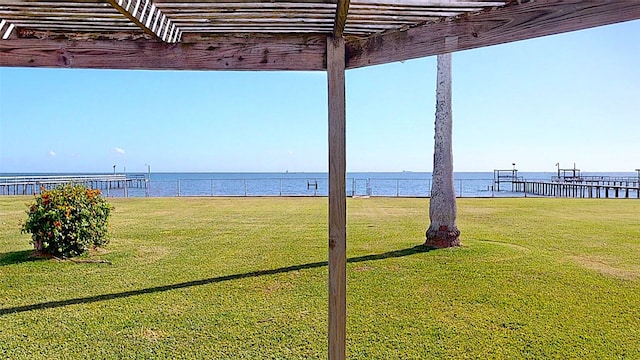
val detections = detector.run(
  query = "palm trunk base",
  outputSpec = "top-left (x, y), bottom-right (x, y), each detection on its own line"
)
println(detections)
top-left (425, 226), bottom-right (461, 248)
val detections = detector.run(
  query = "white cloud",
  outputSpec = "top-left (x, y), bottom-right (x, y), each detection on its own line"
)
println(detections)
top-left (114, 147), bottom-right (126, 155)
top-left (48, 150), bottom-right (56, 157)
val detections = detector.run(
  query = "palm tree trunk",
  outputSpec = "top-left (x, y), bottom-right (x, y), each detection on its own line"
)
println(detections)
top-left (425, 53), bottom-right (461, 248)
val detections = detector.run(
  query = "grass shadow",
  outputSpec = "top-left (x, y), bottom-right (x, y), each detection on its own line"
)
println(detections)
top-left (0, 250), bottom-right (41, 266)
top-left (0, 244), bottom-right (432, 316)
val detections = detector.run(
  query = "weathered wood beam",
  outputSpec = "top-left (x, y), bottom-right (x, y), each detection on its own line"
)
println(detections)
top-left (107, 0), bottom-right (182, 42)
top-left (151, 0), bottom-right (337, 3)
top-left (333, 0), bottom-right (350, 37)
top-left (0, 1), bottom-right (109, 4)
top-left (0, 19), bottom-right (15, 40)
top-left (346, 0), bottom-right (640, 69)
top-left (327, 35), bottom-right (346, 360)
top-left (0, 35), bottom-right (326, 70)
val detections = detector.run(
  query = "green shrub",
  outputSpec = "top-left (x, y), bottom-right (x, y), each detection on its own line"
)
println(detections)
top-left (22, 184), bottom-right (113, 258)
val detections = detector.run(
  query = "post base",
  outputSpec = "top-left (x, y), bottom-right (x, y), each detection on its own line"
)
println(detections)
top-left (425, 227), bottom-right (461, 248)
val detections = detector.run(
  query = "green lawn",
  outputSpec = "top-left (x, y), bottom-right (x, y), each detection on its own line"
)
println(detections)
top-left (1, 196), bottom-right (639, 359)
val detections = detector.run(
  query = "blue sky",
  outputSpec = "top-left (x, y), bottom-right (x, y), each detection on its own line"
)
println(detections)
top-left (1, 19), bottom-right (639, 174)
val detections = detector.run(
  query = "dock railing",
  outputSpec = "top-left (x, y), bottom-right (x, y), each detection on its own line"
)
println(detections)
top-left (0, 174), bottom-right (147, 196)
top-left (515, 176), bottom-right (640, 199)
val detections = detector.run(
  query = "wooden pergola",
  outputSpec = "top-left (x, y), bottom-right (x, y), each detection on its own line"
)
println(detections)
top-left (1, 1), bottom-right (639, 358)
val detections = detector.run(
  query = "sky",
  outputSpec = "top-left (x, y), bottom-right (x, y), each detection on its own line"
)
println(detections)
top-left (1, 19), bottom-right (639, 174)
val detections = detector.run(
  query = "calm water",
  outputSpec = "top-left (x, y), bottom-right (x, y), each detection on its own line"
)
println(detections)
top-left (2, 171), bottom-right (636, 198)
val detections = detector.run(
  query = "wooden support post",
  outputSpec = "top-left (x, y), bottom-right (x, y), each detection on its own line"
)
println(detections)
top-left (327, 36), bottom-right (346, 360)
top-left (332, 0), bottom-right (350, 38)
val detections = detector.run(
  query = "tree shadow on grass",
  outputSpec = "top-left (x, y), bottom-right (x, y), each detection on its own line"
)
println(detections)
top-left (0, 244), bottom-right (433, 316)
top-left (0, 250), bottom-right (40, 266)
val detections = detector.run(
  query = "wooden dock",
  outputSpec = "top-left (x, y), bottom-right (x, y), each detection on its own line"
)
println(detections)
top-left (493, 168), bottom-right (521, 192)
top-left (0, 174), bottom-right (148, 197)
top-left (492, 166), bottom-right (640, 199)
top-left (512, 178), bottom-right (640, 199)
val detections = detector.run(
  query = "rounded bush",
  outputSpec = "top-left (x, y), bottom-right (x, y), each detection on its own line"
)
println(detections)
top-left (22, 184), bottom-right (113, 258)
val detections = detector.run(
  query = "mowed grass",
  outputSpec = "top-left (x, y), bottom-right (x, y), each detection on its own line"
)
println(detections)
top-left (1, 196), bottom-right (639, 359)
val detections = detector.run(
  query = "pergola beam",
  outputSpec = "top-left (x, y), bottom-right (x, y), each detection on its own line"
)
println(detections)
top-left (0, 19), bottom-right (15, 40)
top-left (0, 34), bottom-right (326, 70)
top-left (151, 0), bottom-right (337, 3)
top-left (107, 0), bottom-right (182, 43)
top-left (346, 0), bottom-right (640, 69)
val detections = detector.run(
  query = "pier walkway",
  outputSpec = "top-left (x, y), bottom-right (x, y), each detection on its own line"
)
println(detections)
top-left (512, 177), bottom-right (640, 199)
top-left (0, 174), bottom-right (148, 197)
top-left (491, 166), bottom-right (640, 199)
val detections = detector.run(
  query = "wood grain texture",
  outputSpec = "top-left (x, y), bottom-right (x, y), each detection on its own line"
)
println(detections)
top-left (346, 0), bottom-right (640, 68)
top-left (0, 1), bottom-right (106, 5)
top-left (0, 34), bottom-right (327, 70)
top-left (152, 0), bottom-right (337, 3)
top-left (327, 36), bottom-right (346, 360)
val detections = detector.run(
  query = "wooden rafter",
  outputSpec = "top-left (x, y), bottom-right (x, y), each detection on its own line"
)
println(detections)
top-left (346, 0), bottom-right (640, 69)
top-left (107, 0), bottom-right (182, 43)
top-left (0, 19), bottom-right (15, 40)
top-left (333, 0), bottom-right (351, 37)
